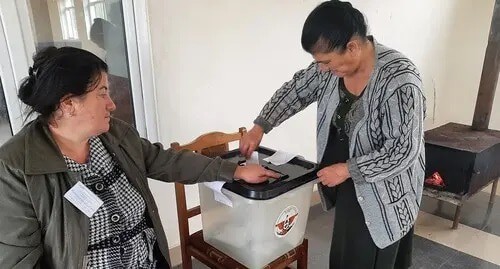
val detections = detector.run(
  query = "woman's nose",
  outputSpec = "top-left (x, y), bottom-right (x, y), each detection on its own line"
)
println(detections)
top-left (107, 97), bottom-right (117, 111)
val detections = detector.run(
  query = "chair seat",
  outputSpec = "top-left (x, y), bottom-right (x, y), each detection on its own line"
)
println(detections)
top-left (188, 230), bottom-right (308, 269)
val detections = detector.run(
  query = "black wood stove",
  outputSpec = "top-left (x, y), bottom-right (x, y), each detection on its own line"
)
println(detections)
top-left (423, 0), bottom-right (500, 229)
top-left (425, 123), bottom-right (500, 195)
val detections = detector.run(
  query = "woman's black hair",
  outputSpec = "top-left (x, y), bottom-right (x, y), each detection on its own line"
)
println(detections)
top-left (301, 0), bottom-right (368, 54)
top-left (18, 46), bottom-right (108, 122)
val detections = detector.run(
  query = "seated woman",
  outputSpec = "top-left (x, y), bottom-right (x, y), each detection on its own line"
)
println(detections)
top-left (0, 46), bottom-right (278, 268)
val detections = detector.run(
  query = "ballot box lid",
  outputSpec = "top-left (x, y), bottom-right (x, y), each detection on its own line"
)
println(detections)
top-left (220, 146), bottom-right (318, 200)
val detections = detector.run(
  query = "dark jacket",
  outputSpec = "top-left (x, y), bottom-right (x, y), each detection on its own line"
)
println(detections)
top-left (0, 117), bottom-right (237, 268)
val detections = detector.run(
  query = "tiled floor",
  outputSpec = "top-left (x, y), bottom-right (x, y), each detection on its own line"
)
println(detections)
top-left (304, 204), bottom-right (500, 269)
top-left (411, 236), bottom-right (499, 269)
top-left (173, 191), bottom-right (500, 269)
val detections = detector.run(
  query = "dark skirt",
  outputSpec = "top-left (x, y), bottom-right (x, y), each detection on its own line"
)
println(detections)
top-left (329, 179), bottom-right (413, 269)
top-left (320, 124), bottom-right (413, 269)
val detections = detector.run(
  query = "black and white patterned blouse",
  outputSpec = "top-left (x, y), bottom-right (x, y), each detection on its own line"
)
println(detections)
top-left (64, 137), bottom-right (157, 268)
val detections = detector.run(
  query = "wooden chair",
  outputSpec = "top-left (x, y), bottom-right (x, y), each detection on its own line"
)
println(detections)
top-left (171, 127), bottom-right (308, 269)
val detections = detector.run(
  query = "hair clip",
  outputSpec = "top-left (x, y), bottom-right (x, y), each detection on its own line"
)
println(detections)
top-left (28, 66), bottom-right (38, 78)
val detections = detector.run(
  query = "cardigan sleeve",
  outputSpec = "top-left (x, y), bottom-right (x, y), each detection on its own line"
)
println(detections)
top-left (254, 63), bottom-right (324, 133)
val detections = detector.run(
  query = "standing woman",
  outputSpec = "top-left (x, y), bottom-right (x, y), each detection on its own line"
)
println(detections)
top-left (0, 46), bottom-right (277, 268)
top-left (240, 1), bottom-right (426, 268)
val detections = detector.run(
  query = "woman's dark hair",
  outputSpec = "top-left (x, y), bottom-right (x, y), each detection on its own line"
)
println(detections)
top-left (18, 46), bottom-right (108, 121)
top-left (301, 0), bottom-right (368, 54)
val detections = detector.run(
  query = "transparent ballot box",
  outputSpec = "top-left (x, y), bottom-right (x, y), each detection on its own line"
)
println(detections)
top-left (199, 147), bottom-right (318, 268)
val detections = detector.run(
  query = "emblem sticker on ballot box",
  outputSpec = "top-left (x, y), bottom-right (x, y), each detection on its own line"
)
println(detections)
top-left (275, 205), bottom-right (299, 237)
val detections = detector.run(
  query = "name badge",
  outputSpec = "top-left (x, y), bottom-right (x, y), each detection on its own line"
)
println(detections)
top-left (64, 181), bottom-right (103, 217)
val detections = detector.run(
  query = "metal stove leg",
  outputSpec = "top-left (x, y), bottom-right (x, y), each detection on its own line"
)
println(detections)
top-left (437, 200), bottom-right (444, 212)
top-left (452, 205), bottom-right (462, 229)
top-left (480, 178), bottom-right (499, 229)
top-left (489, 178), bottom-right (498, 206)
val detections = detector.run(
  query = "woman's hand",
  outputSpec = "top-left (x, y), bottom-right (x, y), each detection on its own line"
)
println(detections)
top-left (234, 164), bottom-right (280, 184)
top-left (317, 163), bottom-right (350, 187)
top-left (239, 125), bottom-right (264, 158)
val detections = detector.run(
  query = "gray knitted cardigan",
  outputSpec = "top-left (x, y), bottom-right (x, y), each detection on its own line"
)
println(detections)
top-left (254, 39), bottom-right (426, 248)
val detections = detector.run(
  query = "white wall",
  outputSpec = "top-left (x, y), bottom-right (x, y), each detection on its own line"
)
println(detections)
top-left (147, 0), bottom-right (499, 248)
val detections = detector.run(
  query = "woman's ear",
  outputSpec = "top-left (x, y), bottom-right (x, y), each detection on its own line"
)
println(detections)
top-left (59, 95), bottom-right (76, 117)
top-left (346, 40), bottom-right (360, 55)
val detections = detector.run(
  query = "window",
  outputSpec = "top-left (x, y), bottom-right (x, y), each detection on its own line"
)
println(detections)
top-left (84, 0), bottom-right (107, 38)
top-left (58, 0), bottom-right (78, 40)
top-left (0, 77), bottom-right (12, 144)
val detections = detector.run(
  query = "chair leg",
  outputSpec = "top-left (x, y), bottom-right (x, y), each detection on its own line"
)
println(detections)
top-left (181, 251), bottom-right (192, 269)
top-left (175, 183), bottom-right (193, 269)
top-left (297, 239), bottom-right (308, 269)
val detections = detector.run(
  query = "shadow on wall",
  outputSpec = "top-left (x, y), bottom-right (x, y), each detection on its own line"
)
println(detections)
top-left (406, 0), bottom-right (496, 130)
top-left (440, 0), bottom-right (496, 128)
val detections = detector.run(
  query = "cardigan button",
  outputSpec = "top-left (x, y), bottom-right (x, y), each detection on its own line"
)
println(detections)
top-left (112, 236), bottom-right (121, 244)
top-left (111, 214), bottom-right (120, 223)
top-left (95, 183), bottom-right (104, 191)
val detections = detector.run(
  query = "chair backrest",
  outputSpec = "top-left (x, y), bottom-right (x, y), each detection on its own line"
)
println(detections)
top-left (170, 127), bottom-right (246, 261)
top-left (171, 127), bottom-right (246, 157)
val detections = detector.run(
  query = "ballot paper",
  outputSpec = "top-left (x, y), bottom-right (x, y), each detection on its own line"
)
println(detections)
top-left (263, 150), bottom-right (301, 166)
top-left (204, 181), bottom-right (233, 207)
top-left (246, 151), bottom-right (260, 165)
